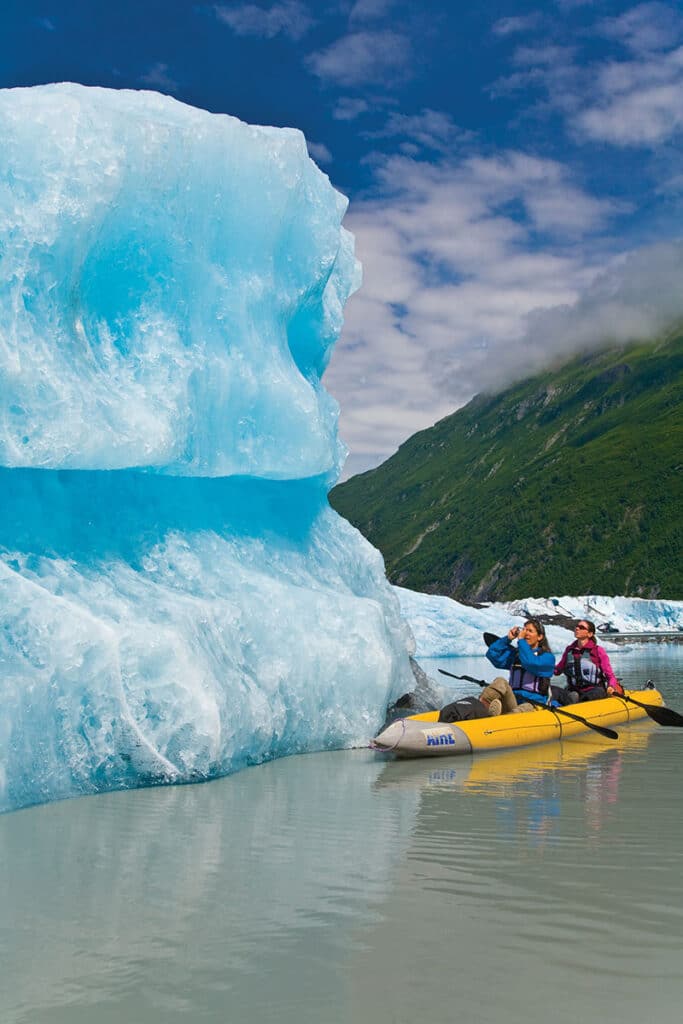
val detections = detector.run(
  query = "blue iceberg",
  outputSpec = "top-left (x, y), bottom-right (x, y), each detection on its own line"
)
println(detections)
top-left (0, 84), bottom-right (413, 814)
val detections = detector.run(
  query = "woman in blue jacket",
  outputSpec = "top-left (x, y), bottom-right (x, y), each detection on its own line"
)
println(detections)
top-left (486, 619), bottom-right (555, 707)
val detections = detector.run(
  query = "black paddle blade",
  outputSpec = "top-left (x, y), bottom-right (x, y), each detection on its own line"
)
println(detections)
top-left (646, 706), bottom-right (683, 727)
top-left (547, 705), bottom-right (619, 740)
top-left (624, 694), bottom-right (683, 727)
top-left (483, 631), bottom-right (500, 647)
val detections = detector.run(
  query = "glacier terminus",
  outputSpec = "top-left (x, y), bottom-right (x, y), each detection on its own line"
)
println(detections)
top-left (0, 83), bottom-right (414, 814)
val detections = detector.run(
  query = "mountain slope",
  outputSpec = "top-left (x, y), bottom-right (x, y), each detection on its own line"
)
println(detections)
top-left (330, 330), bottom-right (683, 601)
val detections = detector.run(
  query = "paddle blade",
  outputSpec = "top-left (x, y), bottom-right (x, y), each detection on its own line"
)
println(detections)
top-left (549, 705), bottom-right (619, 740)
top-left (566, 715), bottom-right (618, 740)
top-left (588, 723), bottom-right (619, 740)
top-left (483, 631), bottom-right (500, 647)
top-left (644, 705), bottom-right (683, 728)
top-left (624, 694), bottom-right (683, 727)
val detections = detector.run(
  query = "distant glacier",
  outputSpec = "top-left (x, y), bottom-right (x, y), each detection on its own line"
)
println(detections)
top-left (396, 587), bottom-right (683, 657)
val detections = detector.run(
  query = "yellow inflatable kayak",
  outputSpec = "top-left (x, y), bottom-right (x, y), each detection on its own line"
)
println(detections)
top-left (372, 688), bottom-right (665, 757)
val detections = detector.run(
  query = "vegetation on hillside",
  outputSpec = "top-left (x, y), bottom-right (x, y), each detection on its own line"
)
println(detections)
top-left (330, 329), bottom-right (683, 601)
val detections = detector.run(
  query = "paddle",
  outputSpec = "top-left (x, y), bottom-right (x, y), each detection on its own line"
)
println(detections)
top-left (620, 690), bottom-right (683, 728)
top-left (480, 631), bottom-right (619, 740)
top-left (541, 702), bottom-right (618, 739)
top-left (438, 668), bottom-right (487, 686)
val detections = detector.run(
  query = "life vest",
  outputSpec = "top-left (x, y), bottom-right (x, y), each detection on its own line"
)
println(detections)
top-left (567, 647), bottom-right (604, 691)
top-left (509, 659), bottom-right (550, 696)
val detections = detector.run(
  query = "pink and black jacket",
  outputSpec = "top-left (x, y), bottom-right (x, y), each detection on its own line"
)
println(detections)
top-left (554, 638), bottom-right (624, 696)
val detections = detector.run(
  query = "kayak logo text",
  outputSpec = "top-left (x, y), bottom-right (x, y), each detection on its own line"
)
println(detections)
top-left (426, 733), bottom-right (456, 746)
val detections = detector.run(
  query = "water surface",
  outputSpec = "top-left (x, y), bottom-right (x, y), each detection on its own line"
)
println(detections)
top-left (1, 646), bottom-right (681, 1023)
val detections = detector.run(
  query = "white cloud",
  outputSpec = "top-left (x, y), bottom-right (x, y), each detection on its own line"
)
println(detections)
top-left (214, 2), bottom-right (314, 41)
top-left (492, 14), bottom-right (542, 37)
top-left (656, 171), bottom-right (683, 194)
top-left (364, 108), bottom-right (472, 154)
top-left (349, 0), bottom-right (394, 21)
top-left (489, 15), bottom-right (683, 149)
top-left (487, 47), bottom-right (580, 109)
top-left (512, 44), bottom-right (576, 67)
top-left (573, 45), bottom-right (683, 145)
top-left (326, 148), bottom-right (623, 473)
top-left (598, 2), bottom-right (683, 54)
top-left (140, 63), bottom-right (179, 93)
top-left (524, 180), bottom-right (629, 232)
top-left (555, 0), bottom-right (596, 9)
top-left (306, 30), bottom-right (411, 87)
top-left (307, 140), bottom-right (332, 164)
top-left (333, 96), bottom-right (370, 120)
top-left (522, 240), bottom-right (683, 353)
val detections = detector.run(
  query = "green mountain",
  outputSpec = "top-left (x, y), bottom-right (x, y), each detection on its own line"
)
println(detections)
top-left (330, 329), bottom-right (683, 601)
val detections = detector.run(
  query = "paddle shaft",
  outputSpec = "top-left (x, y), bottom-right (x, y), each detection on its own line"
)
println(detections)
top-left (540, 702), bottom-right (618, 740)
top-left (438, 668), bottom-right (486, 686)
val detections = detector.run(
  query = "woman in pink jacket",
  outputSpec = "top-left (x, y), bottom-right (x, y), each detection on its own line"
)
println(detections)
top-left (554, 619), bottom-right (624, 702)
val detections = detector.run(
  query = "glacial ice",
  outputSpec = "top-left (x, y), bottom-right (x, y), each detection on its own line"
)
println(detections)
top-left (396, 587), bottom-right (683, 658)
top-left (0, 84), bottom-right (357, 478)
top-left (0, 84), bottom-right (413, 814)
top-left (501, 595), bottom-right (683, 635)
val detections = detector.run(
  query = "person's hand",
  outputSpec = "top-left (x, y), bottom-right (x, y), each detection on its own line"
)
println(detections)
top-left (508, 626), bottom-right (520, 641)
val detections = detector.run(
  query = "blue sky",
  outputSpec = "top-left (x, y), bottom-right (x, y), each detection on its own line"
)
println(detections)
top-left (3, 1), bottom-right (683, 475)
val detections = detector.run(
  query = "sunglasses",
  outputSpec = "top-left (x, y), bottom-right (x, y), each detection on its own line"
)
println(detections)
top-left (575, 624), bottom-right (590, 630)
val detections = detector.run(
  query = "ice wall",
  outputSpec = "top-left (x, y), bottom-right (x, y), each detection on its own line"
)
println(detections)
top-left (0, 84), bottom-right (413, 814)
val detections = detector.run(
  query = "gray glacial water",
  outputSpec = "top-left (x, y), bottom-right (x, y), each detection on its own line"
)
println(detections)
top-left (1, 645), bottom-right (681, 1023)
